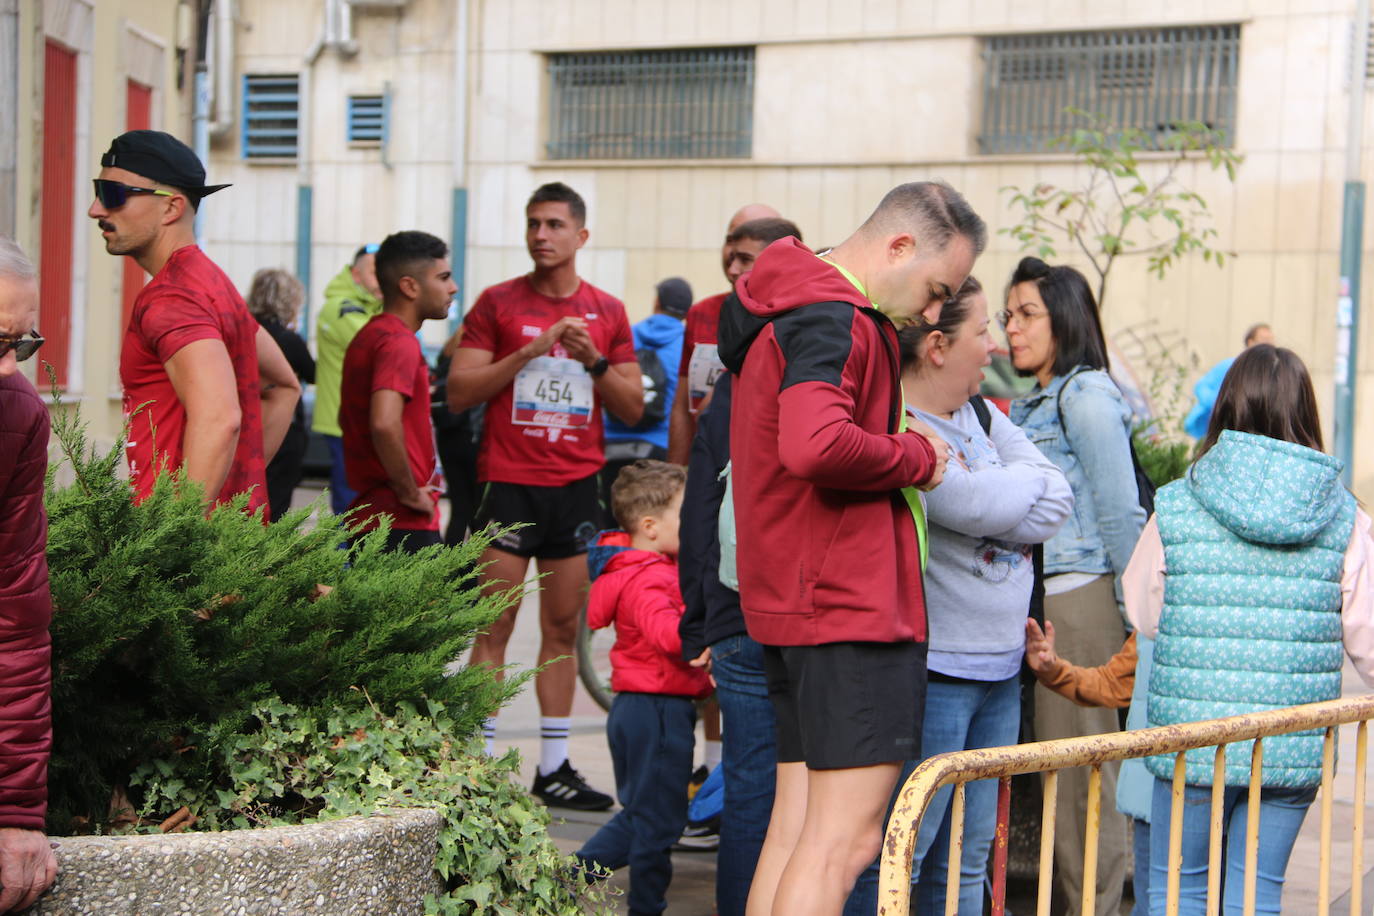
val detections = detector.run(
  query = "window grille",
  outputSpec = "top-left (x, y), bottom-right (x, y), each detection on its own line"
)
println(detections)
top-left (242, 74), bottom-right (299, 159)
top-left (546, 47), bottom-right (754, 160)
top-left (347, 93), bottom-right (387, 145)
top-left (979, 26), bottom-right (1239, 154)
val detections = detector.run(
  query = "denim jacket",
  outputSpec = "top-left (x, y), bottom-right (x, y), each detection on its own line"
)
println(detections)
top-left (1009, 367), bottom-right (1146, 594)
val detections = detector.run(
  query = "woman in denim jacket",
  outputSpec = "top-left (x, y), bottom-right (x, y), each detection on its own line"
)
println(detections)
top-left (1006, 257), bottom-right (1146, 915)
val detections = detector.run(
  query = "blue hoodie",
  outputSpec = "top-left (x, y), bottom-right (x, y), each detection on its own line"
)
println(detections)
top-left (604, 313), bottom-right (684, 450)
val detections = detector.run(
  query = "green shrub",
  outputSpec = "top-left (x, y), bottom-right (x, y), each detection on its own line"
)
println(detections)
top-left (129, 697), bottom-right (613, 915)
top-left (44, 405), bottom-right (525, 832)
top-left (1133, 429), bottom-right (1192, 489)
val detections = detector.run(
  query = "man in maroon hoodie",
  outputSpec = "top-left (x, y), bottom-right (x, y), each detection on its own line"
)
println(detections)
top-left (0, 238), bottom-right (58, 912)
top-left (716, 182), bottom-right (985, 915)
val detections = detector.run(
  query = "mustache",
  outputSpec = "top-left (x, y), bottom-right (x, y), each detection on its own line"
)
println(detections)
top-left (98, 220), bottom-right (116, 232)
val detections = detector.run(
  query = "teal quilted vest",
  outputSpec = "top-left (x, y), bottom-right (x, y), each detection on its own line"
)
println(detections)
top-left (1145, 431), bottom-right (1355, 788)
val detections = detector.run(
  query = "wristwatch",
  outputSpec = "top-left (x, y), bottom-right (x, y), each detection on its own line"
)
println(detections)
top-left (587, 356), bottom-right (610, 378)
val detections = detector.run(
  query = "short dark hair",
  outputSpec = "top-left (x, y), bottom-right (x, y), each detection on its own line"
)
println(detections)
top-left (898, 275), bottom-right (984, 370)
top-left (611, 460), bottom-right (685, 533)
top-left (375, 231), bottom-right (448, 301)
top-left (352, 245), bottom-right (375, 266)
top-left (727, 217), bottom-right (803, 247)
top-left (1007, 256), bottom-right (1109, 377)
top-left (1198, 344), bottom-right (1323, 459)
top-left (527, 182), bottom-right (586, 226)
top-left (863, 181), bottom-right (987, 256)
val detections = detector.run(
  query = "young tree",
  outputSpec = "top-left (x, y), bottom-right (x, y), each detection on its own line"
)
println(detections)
top-left (1003, 110), bottom-right (1243, 309)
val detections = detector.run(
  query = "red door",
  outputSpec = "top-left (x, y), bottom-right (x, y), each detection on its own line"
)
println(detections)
top-left (40, 40), bottom-right (76, 388)
top-left (122, 81), bottom-right (153, 330)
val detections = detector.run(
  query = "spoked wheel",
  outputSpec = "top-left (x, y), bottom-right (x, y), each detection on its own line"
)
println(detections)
top-left (575, 603), bottom-right (614, 712)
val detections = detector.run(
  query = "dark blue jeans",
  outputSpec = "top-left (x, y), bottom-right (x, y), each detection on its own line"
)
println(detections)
top-left (324, 434), bottom-right (356, 516)
top-left (577, 692), bottom-right (697, 916)
top-left (711, 633), bottom-right (777, 916)
top-left (845, 674), bottom-right (1021, 916)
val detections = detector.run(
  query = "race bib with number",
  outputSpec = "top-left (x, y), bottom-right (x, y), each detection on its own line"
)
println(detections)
top-left (687, 343), bottom-right (725, 414)
top-left (512, 356), bottom-right (594, 428)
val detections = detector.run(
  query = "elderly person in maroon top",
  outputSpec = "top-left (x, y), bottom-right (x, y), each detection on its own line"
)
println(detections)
top-left (0, 238), bottom-right (58, 913)
top-left (718, 182), bottom-right (985, 915)
top-left (87, 130), bottom-right (300, 513)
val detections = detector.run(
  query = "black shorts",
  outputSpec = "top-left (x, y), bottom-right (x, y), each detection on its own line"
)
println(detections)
top-left (763, 640), bottom-right (928, 770)
top-left (472, 473), bottom-right (602, 559)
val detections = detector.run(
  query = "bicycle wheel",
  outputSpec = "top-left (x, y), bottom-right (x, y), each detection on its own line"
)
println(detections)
top-left (575, 603), bottom-right (614, 711)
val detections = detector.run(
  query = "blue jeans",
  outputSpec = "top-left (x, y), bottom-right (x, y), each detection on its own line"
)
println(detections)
top-left (577, 693), bottom-right (697, 916)
top-left (1132, 817), bottom-right (1151, 916)
top-left (711, 633), bottom-right (776, 916)
top-left (324, 434), bottom-right (356, 516)
top-left (845, 674), bottom-right (1021, 916)
top-left (1148, 777), bottom-right (1316, 916)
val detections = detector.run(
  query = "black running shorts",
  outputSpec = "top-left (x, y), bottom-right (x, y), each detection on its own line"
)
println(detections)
top-left (763, 640), bottom-right (928, 770)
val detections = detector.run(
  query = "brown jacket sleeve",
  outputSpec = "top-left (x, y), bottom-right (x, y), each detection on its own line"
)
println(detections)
top-left (1035, 632), bottom-right (1137, 709)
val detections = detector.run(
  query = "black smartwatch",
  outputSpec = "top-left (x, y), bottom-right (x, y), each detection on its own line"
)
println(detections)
top-left (587, 356), bottom-right (610, 378)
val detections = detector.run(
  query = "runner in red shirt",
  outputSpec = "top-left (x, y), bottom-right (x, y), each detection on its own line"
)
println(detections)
top-left (339, 231), bottom-right (456, 553)
top-left (449, 182), bottom-right (642, 811)
top-left (88, 130), bottom-right (299, 513)
top-left (665, 203), bottom-right (780, 465)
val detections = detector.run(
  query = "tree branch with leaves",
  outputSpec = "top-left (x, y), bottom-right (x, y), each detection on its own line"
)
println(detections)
top-left (1002, 110), bottom-right (1243, 309)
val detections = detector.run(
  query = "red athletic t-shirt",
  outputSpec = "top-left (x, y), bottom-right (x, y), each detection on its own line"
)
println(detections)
top-left (677, 291), bottom-right (729, 414)
top-left (338, 313), bottom-right (440, 532)
top-left (459, 276), bottom-right (635, 486)
top-left (120, 245), bottom-right (267, 513)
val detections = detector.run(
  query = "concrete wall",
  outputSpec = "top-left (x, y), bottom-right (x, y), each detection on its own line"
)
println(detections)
top-left (13, 0), bottom-right (193, 450)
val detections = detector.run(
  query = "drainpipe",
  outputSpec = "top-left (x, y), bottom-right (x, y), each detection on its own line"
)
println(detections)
top-left (191, 0), bottom-right (212, 240)
top-left (208, 0), bottom-right (235, 139)
top-left (449, 0), bottom-right (470, 332)
top-left (1334, 0), bottom-right (1370, 487)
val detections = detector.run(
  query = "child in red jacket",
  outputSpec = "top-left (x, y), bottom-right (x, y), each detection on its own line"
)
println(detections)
top-left (575, 460), bottom-right (712, 915)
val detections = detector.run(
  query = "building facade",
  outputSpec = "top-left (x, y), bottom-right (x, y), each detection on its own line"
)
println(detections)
top-left (9, 0), bottom-right (1374, 498)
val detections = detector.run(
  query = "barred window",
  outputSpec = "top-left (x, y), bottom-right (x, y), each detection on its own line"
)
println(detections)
top-left (546, 47), bottom-right (754, 160)
top-left (979, 26), bottom-right (1240, 154)
top-left (242, 74), bottom-right (300, 159)
top-left (346, 93), bottom-right (387, 145)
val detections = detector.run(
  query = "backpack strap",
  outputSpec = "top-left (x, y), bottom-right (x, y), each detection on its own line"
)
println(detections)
top-left (968, 393), bottom-right (993, 436)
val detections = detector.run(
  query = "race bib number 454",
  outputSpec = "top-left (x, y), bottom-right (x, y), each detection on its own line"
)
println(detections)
top-left (513, 356), bottom-right (594, 428)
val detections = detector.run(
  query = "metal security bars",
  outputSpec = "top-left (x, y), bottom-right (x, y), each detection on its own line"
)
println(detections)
top-left (546, 47), bottom-right (754, 160)
top-left (241, 74), bottom-right (300, 160)
top-left (979, 26), bottom-right (1240, 154)
top-left (346, 93), bottom-right (387, 145)
top-left (877, 694), bottom-right (1374, 916)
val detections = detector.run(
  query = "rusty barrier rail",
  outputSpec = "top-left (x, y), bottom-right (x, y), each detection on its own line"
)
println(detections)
top-left (877, 693), bottom-right (1374, 916)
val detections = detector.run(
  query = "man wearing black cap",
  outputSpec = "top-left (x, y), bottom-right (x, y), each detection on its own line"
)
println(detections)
top-left (597, 275), bottom-right (691, 526)
top-left (88, 130), bottom-right (300, 514)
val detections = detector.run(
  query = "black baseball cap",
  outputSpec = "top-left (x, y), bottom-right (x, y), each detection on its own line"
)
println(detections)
top-left (99, 130), bottom-right (230, 206)
top-left (655, 277), bottom-right (693, 318)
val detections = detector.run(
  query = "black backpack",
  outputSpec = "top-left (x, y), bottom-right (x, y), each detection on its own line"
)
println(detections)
top-left (630, 345), bottom-right (670, 431)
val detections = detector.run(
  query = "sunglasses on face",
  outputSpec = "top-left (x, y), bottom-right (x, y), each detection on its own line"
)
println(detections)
top-left (0, 331), bottom-right (44, 363)
top-left (92, 179), bottom-right (175, 210)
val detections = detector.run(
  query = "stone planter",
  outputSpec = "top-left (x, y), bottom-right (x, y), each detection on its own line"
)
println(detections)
top-left (32, 808), bottom-right (444, 915)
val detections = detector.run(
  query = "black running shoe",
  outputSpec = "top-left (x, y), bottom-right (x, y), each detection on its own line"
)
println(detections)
top-left (532, 760), bottom-right (614, 811)
top-left (672, 815), bottom-right (720, 852)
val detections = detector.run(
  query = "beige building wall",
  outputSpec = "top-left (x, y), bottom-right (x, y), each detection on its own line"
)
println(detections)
top-left (14, 0), bottom-right (192, 451)
top-left (34, 0), bottom-right (1363, 498)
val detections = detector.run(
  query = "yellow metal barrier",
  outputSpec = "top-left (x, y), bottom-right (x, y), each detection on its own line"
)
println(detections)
top-left (877, 693), bottom-right (1374, 916)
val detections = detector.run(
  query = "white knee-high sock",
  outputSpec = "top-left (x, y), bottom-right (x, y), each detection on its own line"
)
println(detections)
top-left (539, 717), bottom-right (571, 776)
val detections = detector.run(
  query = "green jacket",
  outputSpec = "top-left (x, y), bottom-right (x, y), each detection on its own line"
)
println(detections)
top-left (312, 264), bottom-right (382, 437)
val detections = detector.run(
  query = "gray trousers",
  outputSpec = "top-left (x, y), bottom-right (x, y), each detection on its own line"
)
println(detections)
top-left (1034, 574), bottom-right (1129, 915)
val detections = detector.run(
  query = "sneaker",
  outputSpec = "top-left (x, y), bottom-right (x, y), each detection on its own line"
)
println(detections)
top-left (686, 764), bottom-right (710, 802)
top-left (532, 760), bottom-right (614, 811)
top-left (672, 815), bottom-right (720, 851)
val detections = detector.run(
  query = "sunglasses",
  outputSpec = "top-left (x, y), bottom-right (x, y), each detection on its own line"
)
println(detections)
top-left (92, 179), bottom-right (175, 210)
top-left (0, 331), bottom-right (44, 363)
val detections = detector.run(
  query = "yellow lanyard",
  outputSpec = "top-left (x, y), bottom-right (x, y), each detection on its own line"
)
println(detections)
top-left (819, 256), bottom-right (929, 571)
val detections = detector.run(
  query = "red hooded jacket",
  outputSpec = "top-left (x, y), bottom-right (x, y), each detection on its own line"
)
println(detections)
top-left (586, 536), bottom-right (712, 699)
top-left (0, 374), bottom-right (53, 830)
top-left (717, 237), bottom-right (938, 646)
